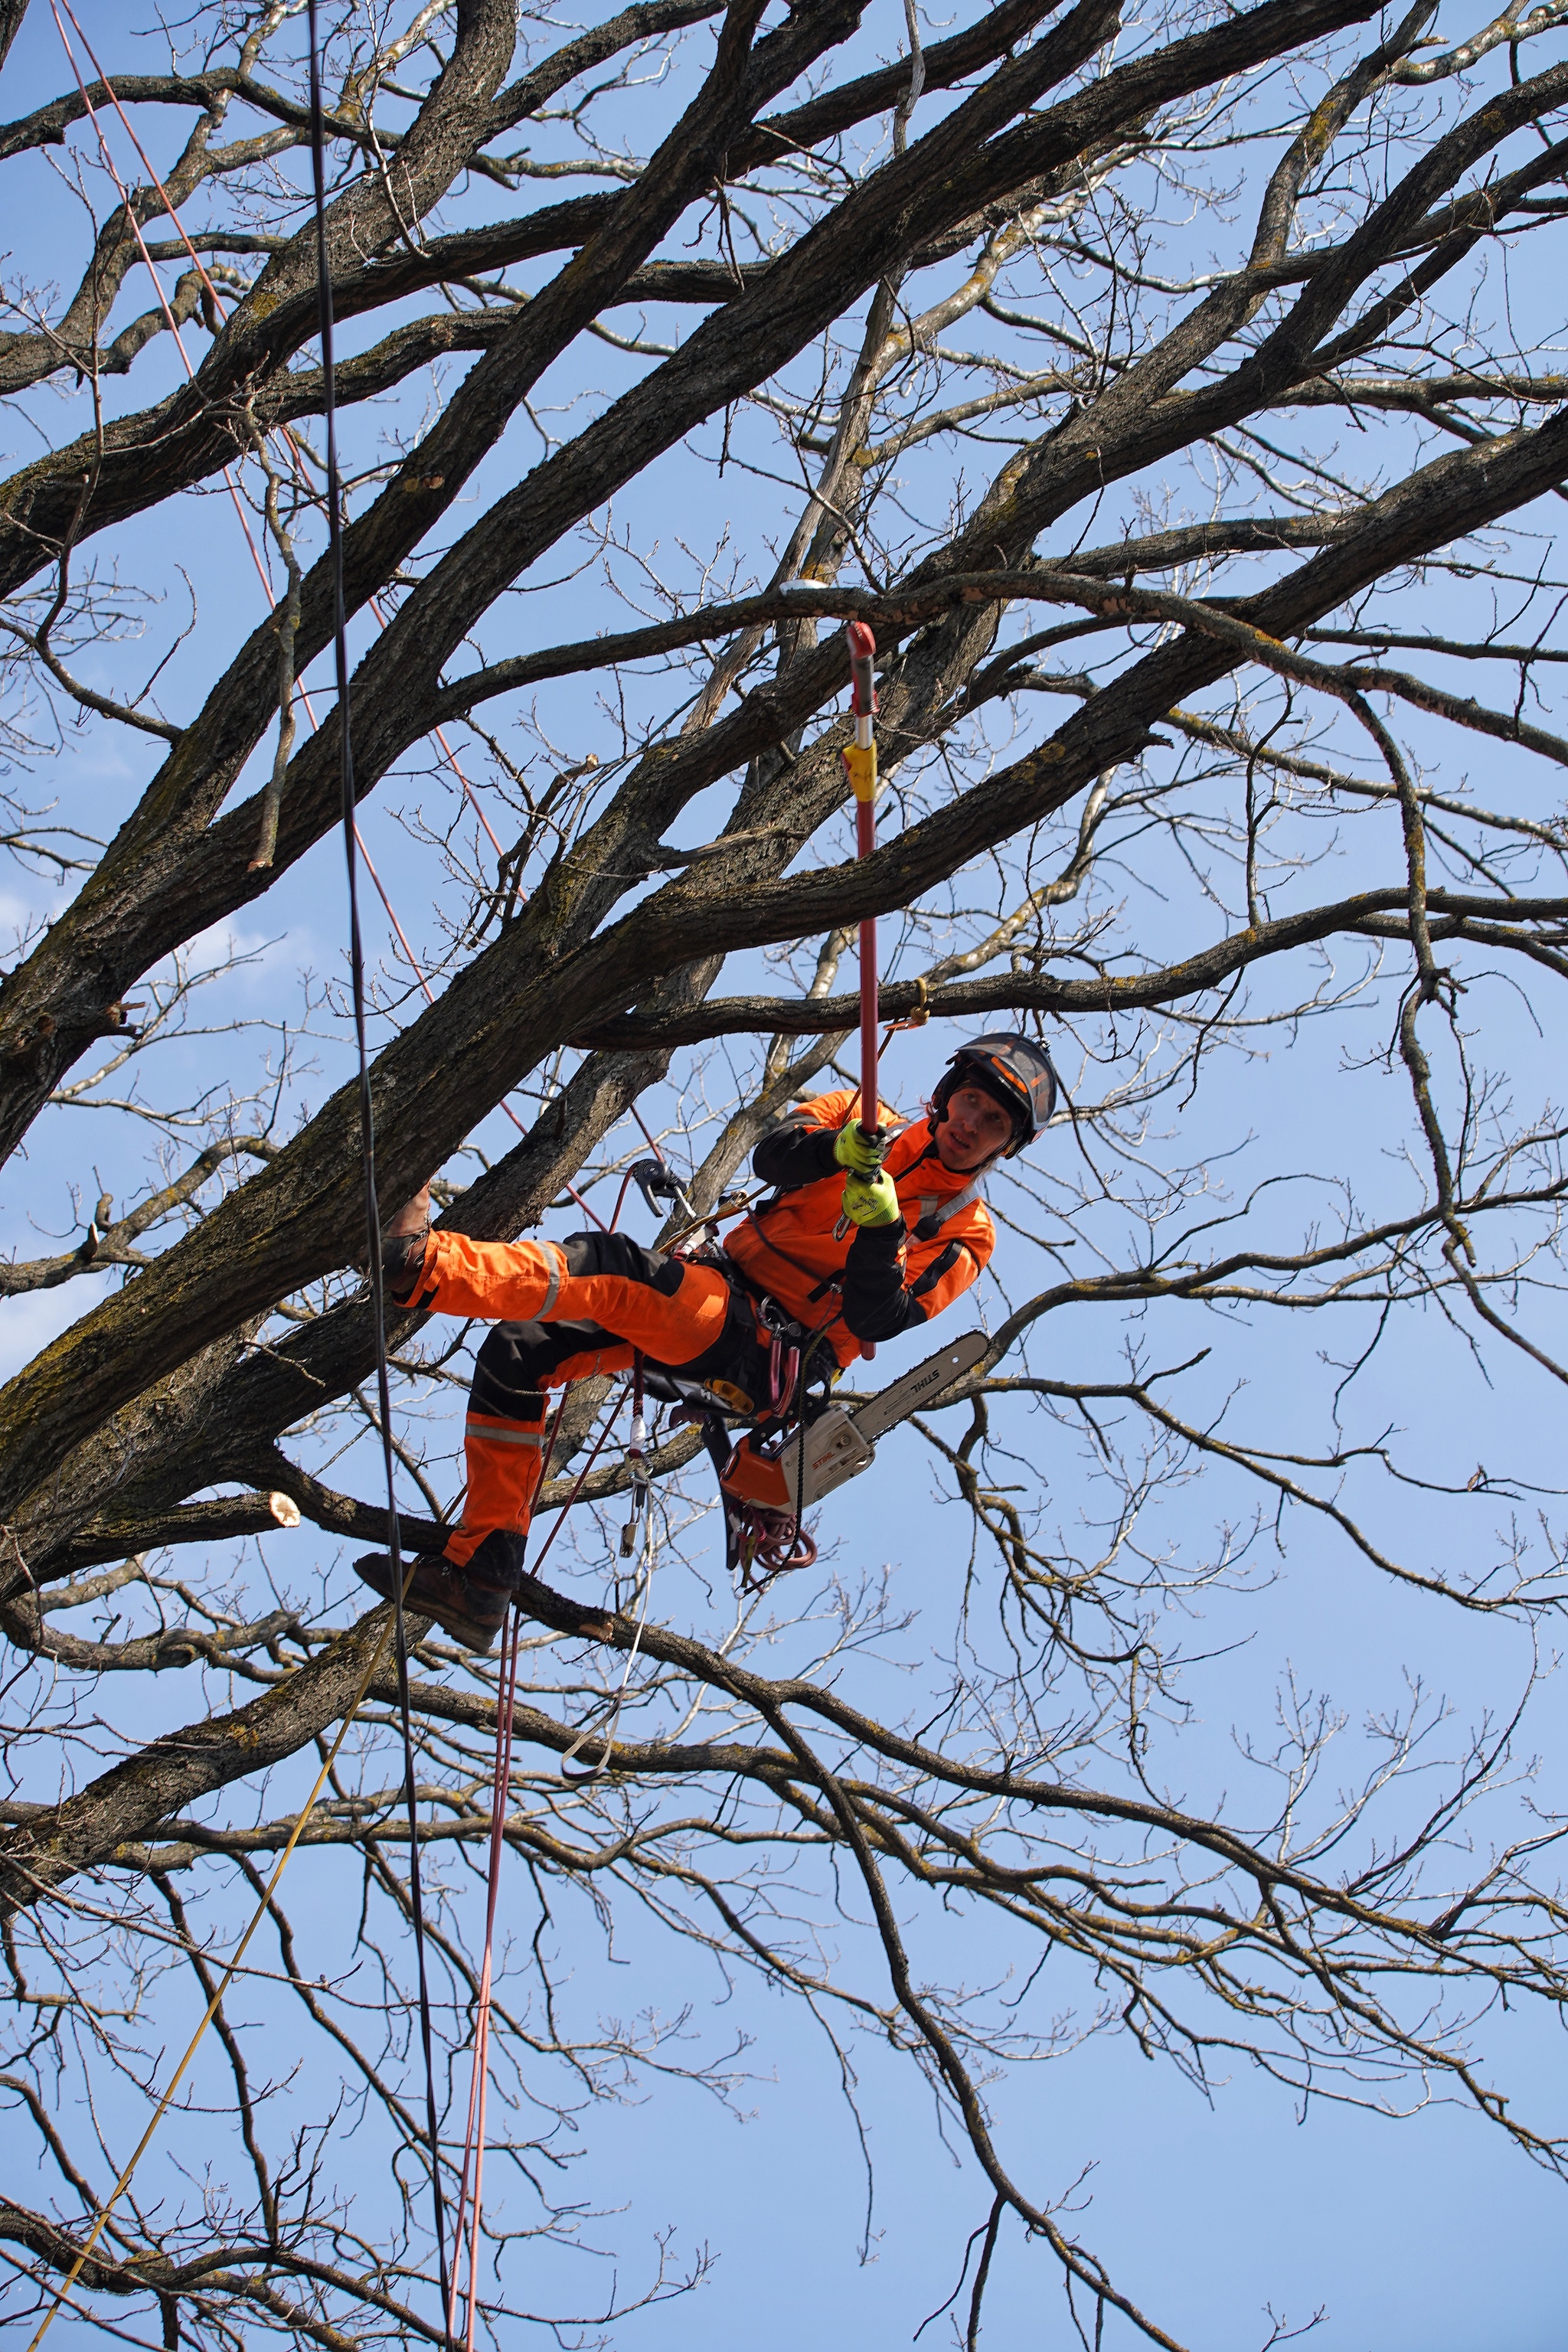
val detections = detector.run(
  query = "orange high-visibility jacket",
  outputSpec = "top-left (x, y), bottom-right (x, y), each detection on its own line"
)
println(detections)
top-left (727, 1089), bottom-right (994, 1364)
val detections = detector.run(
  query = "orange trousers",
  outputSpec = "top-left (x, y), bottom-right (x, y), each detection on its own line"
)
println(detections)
top-left (413, 1230), bottom-right (756, 1570)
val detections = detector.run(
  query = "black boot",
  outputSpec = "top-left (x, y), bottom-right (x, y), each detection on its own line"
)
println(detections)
top-left (354, 1539), bottom-right (521, 1654)
top-left (354, 1530), bottom-right (614, 1653)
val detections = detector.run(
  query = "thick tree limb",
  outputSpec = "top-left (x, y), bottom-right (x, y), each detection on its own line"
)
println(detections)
top-left (0, 1602), bottom-right (413, 1919)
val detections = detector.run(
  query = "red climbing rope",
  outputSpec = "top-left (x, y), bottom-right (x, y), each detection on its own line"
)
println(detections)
top-left (446, 1596), bottom-right (522, 2352)
top-left (843, 620), bottom-right (882, 1152)
top-left (443, 1382), bottom-right (556, 2352)
top-left (446, 1370), bottom-right (638, 2341)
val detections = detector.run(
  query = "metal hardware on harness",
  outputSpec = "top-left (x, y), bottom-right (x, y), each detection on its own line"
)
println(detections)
top-left (754, 1285), bottom-right (808, 1344)
top-left (769, 1334), bottom-right (801, 1420)
top-left (619, 1351), bottom-right (651, 1557)
top-left (718, 1328), bottom-right (989, 1527)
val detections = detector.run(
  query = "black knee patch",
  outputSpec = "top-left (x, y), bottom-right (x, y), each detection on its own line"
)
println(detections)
top-left (472, 1313), bottom-right (620, 1419)
top-left (472, 1320), bottom-right (554, 1419)
top-left (562, 1230), bottom-right (683, 1294)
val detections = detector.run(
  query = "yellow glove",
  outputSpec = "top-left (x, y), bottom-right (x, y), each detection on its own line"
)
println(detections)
top-left (840, 1169), bottom-right (900, 1228)
top-left (833, 1120), bottom-right (887, 1177)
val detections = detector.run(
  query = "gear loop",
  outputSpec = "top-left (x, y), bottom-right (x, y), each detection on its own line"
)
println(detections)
top-left (884, 973), bottom-right (931, 1037)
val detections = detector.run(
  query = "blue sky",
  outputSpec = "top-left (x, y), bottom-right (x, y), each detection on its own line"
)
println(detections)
top-left (5, 3), bottom-right (1568, 2347)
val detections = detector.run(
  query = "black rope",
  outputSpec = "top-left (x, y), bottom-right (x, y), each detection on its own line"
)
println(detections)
top-left (304, 10), bottom-right (452, 2338)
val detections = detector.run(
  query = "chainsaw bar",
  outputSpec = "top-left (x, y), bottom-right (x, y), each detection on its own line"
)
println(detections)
top-left (848, 1328), bottom-right (989, 1446)
top-left (793, 1329), bottom-right (990, 1504)
top-left (715, 1330), bottom-right (993, 1548)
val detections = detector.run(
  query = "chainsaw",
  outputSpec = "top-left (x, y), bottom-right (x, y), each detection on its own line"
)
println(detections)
top-left (716, 1328), bottom-right (989, 1537)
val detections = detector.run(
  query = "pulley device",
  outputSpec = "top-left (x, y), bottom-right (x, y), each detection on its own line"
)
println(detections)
top-left (630, 1155), bottom-right (697, 1227)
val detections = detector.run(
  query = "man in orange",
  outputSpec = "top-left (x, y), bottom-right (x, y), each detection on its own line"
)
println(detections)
top-left (356, 1034), bottom-right (1056, 1648)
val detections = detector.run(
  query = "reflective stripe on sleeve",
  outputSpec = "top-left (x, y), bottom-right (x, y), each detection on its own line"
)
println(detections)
top-left (538, 1240), bottom-right (567, 1318)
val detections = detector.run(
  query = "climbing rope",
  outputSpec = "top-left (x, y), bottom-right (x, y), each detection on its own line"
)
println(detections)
top-left (300, 6), bottom-right (452, 2330)
top-left (448, 1370), bottom-right (649, 2341)
top-left (443, 1395), bottom-right (562, 2352)
top-left (446, 1589), bottom-right (523, 2352)
top-left (22, 16), bottom-right (456, 2344)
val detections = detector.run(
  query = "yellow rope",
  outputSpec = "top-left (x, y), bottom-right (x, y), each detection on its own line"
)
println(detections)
top-left (24, 1601), bottom-right (407, 2350)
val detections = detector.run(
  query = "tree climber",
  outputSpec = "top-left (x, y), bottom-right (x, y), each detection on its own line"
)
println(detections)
top-left (354, 1033), bottom-right (1057, 1649)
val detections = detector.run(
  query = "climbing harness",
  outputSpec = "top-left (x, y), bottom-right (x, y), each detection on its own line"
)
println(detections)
top-left (652, 1245), bottom-right (832, 1584)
